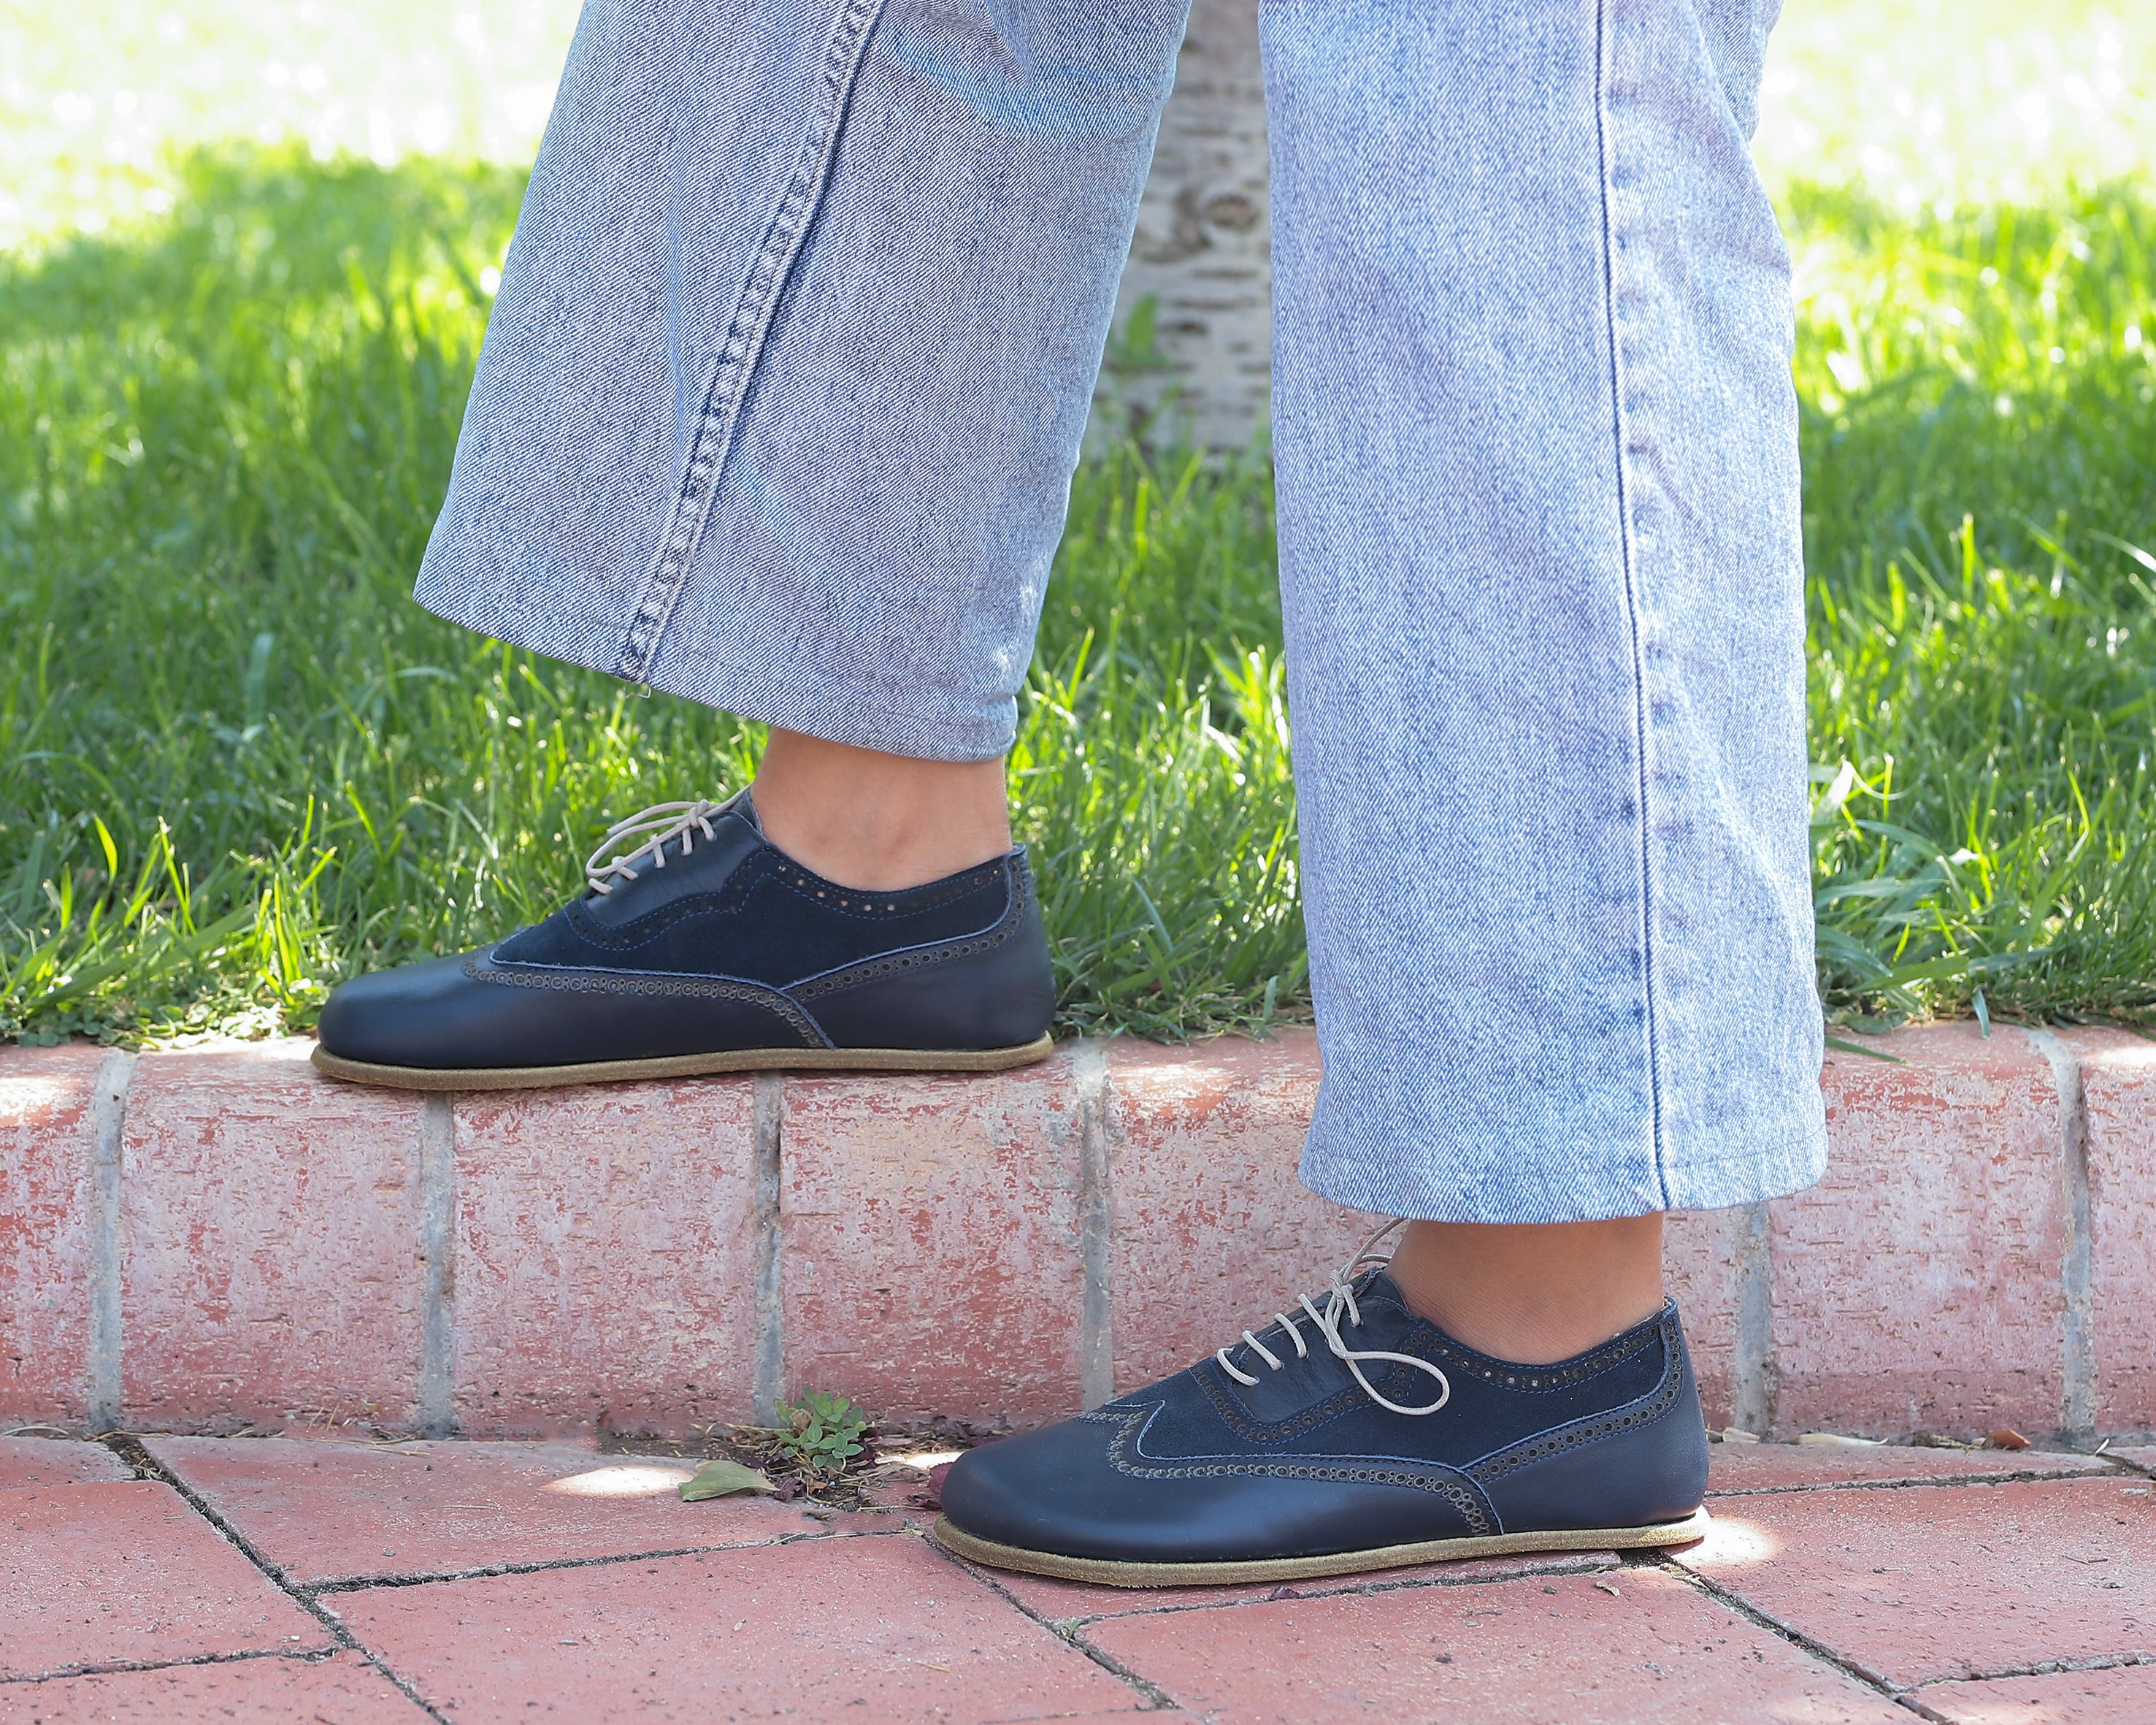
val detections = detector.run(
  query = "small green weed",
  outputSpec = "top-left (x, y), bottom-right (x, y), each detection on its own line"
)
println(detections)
top-left (770, 1391), bottom-right (873, 1483)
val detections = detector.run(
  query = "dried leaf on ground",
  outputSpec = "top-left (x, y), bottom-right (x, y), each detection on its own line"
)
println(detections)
top-left (680, 1458), bottom-right (775, 1502)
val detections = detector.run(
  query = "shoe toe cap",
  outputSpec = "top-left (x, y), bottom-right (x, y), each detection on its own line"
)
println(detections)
top-left (315, 952), bottom-right (489, 1068)
top-left (940, 1420), bottom-right (1123, 1554)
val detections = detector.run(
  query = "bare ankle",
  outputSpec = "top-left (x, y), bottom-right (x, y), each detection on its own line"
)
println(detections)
top-left (1384, 1214), bottom-right (1665, 1365)
top-left (749, 727), bottom-right (1012, 892)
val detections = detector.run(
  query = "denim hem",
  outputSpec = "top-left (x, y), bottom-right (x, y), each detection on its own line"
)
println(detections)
top-left (1297, 1117), bottom-right (1828, 1225)
top-left (648, 656), bottom-right (1018, 763)
top-left (415, 575), bottom-right (1016, 762)
top-left (417, 0), bottom-right (1822, 1217)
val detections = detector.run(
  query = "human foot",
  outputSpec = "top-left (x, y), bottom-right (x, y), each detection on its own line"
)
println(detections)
top-left (934, 1228), bottom-right (1709, 1587)
top-left (311, 789), bottom-right (1055, 1090)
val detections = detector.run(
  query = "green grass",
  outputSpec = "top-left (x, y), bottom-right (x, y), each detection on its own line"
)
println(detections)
top-left (1792, 185), bottom-right (2156, 1028)
top-left (1, 147), bottom-right (2152, 1045)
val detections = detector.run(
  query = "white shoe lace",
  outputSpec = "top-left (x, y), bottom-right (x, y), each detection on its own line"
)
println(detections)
top-left (1214, 1220), bottom-right (1452, 1417)
top-left (584, 798), bottom-right (732, 897)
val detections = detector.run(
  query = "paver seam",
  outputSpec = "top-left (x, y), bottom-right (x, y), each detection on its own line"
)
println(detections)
top-left (920, 1540), bottom-right (1180, 1713)
top-left (85, 1049), bottom-right (136, 1431)
top-left (1644, 1556), bottom-right (1936, 1716)
top-left (1654, 1547), bottom-right (2156, 1699)
top-left (415, 1093), bottom-right (457, 1440)
top-left (752, 1071), bottom-right (784, 1415)
top-left (1905, 1651), bottom-right (2156, 1690)
top-left (0, 1645), bottom-right (350, 1690)
top-left (2028, 1028), bottom-right (2098, 1442)
top-left (301, 1524), bottom-right (895, 1595)
top-left (95, 1433), bottom-right (453, 1725)
top-left (2100, 1445), bottom-right (2156, 1478)
top-left (1075, 1041), bottom-right (1114, 1412)
top-left (1700, 1458), bottom-right (2130, 1497)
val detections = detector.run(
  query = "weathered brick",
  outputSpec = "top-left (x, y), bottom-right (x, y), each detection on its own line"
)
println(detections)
top-left (1922, 1664), bottom-right (2156, 1724)
top-left (1664, 1204), bottom-right (1749, 1430)
top-left (0, 1436), bottom-right (133, 1490)
top-left (1775, 1025), bottom-right (2065, 1438)
top-left (331, 1526), bottom-right (1135, 1721)
top-left (451, 1076), bottom-right (760, 1436)
top-left (1102, 1032), bottom-right (1381, 1395)
top-left (2063, 1028), bottom-right (2156, 1434)
top-left (0, 1044), bottom-right (103, 1426)
top-left (1678, 1475), bottom-right (2156, 1686)
top-left (120, 1041), bottom-right (426, 1431)
top-left (145, 1434), bottom-right (816, 1584)
top-left (780, 1054), bottom-right (1085, 1427)
top-left (1085, 1567), bottom-right (1906, 1723)
top-left (1706, 1439), bottom-right (2110, 1494)
top-left (0, 1651), bottom-right (426, 1722)
top-left (0, 1480), bottom-right (326, 1678)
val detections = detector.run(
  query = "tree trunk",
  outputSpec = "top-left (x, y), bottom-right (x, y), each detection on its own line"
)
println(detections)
top-left (1093, 0), bottom-right (1271, 451)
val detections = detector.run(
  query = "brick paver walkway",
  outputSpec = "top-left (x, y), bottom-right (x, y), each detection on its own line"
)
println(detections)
top-left (1, 1434), bottom-right (2150, 1722)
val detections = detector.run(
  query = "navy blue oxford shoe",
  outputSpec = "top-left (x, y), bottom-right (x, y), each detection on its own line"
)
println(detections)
top-left (312, 790), bottom-right (1056, 1090)
top-left (935, 1230), bottom-right (1711, 1587)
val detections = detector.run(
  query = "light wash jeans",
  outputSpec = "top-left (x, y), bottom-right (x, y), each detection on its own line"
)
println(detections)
top-left (415, 0), bottom-right (1829, 1224)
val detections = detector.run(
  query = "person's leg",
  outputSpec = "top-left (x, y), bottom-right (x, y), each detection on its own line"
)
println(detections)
top-left (314, 0), bottom-right (1196, 1087)
top-left (1386, 1216), bottom-right (1665, 1365)
top-left (1270, 0), bottom-right (1823, 1231)
top-left (415, 0), bottom-right (1195, 762)
top-left (936, 0), bottom-right (1825, 1584)
top-left (1266, 0), bottom-right (1825, 1353)
top-left (751, 730), bottom-right (1010, 892)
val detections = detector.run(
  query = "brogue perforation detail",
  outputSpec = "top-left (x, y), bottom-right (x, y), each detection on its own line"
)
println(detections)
top-left (791, 865), bottom-right (1027, 1001)
top-left (1193, 1369), bottom-right (1368, 1443)
top-left (1466, 1312), bottom-right (1687, 1486)
top-left (562, 846), bottom-right (776, 951)
top-left (1419, 1310), bottom-right (1661, 1393)
top-left (463, 955), bottom-right (826, 1047)
top-left (760, 847), bottom-right (1013, 919)
top-left (562, 845), bottom-right (1019, 957)
top-left (1081, 1407), bottom-right (1492, 1534)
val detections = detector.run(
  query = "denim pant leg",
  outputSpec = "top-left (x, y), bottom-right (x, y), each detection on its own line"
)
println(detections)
top-left (418, 0), bottom-right (1827, 1225)
top-left (416, 0), bottom-right (1193, 760)
top-left (1267, 0), bottom-right (1827, 1223)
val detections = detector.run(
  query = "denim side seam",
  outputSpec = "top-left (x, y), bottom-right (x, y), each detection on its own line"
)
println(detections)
top-left (1591, 0), bottom-right (1671, 1212)
top-left (613, 0), bottom-right (890, 685)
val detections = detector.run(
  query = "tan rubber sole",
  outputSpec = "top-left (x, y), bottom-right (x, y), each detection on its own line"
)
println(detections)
top-left (309, 1033), bottom-right (1057, 1092)
top-left (931, 1505), bottom-right (1712, 1589)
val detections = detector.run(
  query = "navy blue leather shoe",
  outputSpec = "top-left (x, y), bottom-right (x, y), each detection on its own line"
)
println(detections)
top-left (312, 791), bottom-right (1056, 1090)
top-left (935, 1230), bottom-right (1711, 1587)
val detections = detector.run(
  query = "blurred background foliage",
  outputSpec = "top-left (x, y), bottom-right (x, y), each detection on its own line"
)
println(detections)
top-left (1, 3), bottom-right (2153, 1044)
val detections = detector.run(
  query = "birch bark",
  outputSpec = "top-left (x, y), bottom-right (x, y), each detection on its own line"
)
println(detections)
top-left (1093, 0), bottom-right (1271, 450)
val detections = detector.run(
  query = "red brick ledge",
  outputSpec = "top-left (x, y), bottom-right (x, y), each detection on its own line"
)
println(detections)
top-left (2, 1024), bottom-right (2150, 1442)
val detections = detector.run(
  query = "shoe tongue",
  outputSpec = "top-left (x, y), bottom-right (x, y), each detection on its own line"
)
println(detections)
top-left (1346, 1268), bottom-right (1422, 1339)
